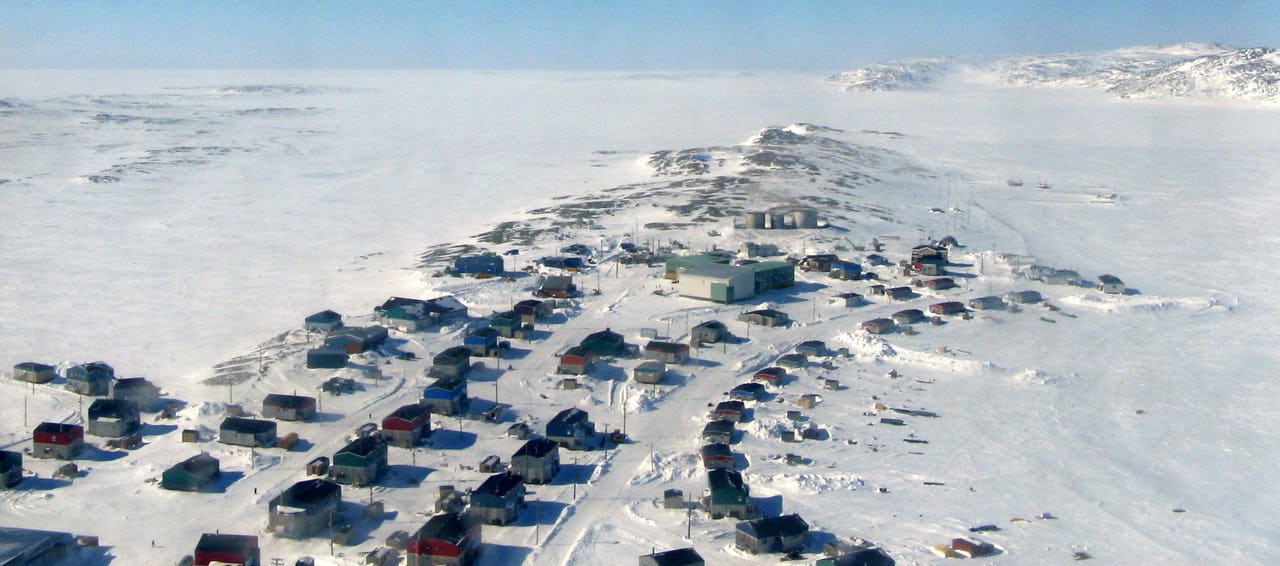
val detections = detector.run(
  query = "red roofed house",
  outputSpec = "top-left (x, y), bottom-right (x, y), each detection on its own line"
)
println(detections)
top-left (381, 404), bottom-right (432, 448)
top-left (406, 512), bottom-right (481, 566)
top-left (32, 422), bottom-right (83, 460)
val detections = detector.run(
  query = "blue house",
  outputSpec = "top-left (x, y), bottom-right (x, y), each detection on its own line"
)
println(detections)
top-left (422, 376), bottom-right (468, 417)
top-left (453, 254), bottom-right (505, 276)
top-left (463, 327), bottom-right (501, 357)
top-left (65, 361), bottom-right (114, 396)
top-left (304, 310), bottom-right (343, 332)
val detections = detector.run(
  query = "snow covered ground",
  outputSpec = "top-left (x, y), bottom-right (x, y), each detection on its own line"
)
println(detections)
top-left (1, 70), bottom-right (1278, 564)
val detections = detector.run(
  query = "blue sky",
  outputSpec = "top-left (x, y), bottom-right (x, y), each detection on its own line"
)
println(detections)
top-left (2, 0), bottom-right (1277, 70)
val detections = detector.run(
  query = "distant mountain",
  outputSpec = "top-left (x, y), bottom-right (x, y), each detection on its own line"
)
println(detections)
top-left (830, 43), bottom-right (1280, 102)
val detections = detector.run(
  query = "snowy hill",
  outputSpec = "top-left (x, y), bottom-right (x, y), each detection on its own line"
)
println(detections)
top-left (831, 43), bottom-right (1280, 102)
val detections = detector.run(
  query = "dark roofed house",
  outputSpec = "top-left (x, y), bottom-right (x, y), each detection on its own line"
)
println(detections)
top-left (65, 361), bottom-right (114, 396)
top-left (580, 328), bottom-right (627, 358)
top-left (376, 295), bottom-right (469, 332)
top-left (729, 382), bottom-right (766, 401)
top-left (1097, 274), bottom-right (1125, 294)
top-left (703, 468), bottom-right (752, 519)
top-left (537, 275), bottom-right (577, 299)
top-left (829, 259), bottom-right (862, 280)
top-left (324, 325), bottom-right (389, 354)
top-left (406, 512), bottom-right (482, 566)
top-left (304, 310), bottom-right (343, 333)
top-left (306, 347), bottom-right (349, 369)
top-left (701, 420), bottom-right (734, 444)
top-left (262, 394), bottom-right (317, 422)
top-left (431, 346), bottom-right (473, 379)
top-left (795, 340), bottom-right (827, 357)
top-left (0, 450), bottom-right (23, 488)
top-left (911, 244), bottom-right (948, 264)
top-left (12, 362), bottom-right (56, 384)
top-left (86, 398), bottom-right (140, 438)
top-left (738, 309), bottom-right (789, 328)
top-left (546, 408), bottom-right (595, 450)
top-left (861, 318), bottom-right (896, 335)
top-left (799, 254), bottom-right (839, 272)
top-left (928, 301), bottom-right (967, 316)
top-left (329, 436), bottom-right (388, 486)
top-left (193, 533), bottom-right (259, 566)
top-left (691, 320), bottom-right (729, 344)
top-left (735, 514), bottom-right (810, 555)
top-left (453, 254), bottom-right (504, 276)
top-left (110, 377), bottom-right (161, 411)
top-left (968, 296), bottom-right (1005, 311)
top-left (701, 443), bottom-right (734, 470)
top-left (32, 422), bottom-right (83, 460)
top-left (464, 327), bottom-right (501, 357)
top-left (633, 361), bottom-right (666, 385)
top-left (557, 346), bottom-right (593, 376)
top-left (710, 400), bottom-right (745, 423)
top-left (514, 299), bottom-right (552, 324)
top-left (268, 478), bottom-right (342, 539)
top-left (382, 404), bottom-right (432, 448)
top-left (218, 417), bottom-right (278, 448)
top-left (1003, 290), bottom-right (1043, 304)
top-left (831, 292), bottom-right (864, 308)
top-left (776, 353), bottom-right (807, 369)
top-left (816, 547), bottom-right (896, 566)
top-left (885, 286), bottom-right (913, 300)
top-left (422, 375), bottom-right (468, 417)
top-left (922, 277), bottom-right (956, 291)
top-left (510, 438), bottom-right (560, 485)
top-left (891, 309), bottom-right (925, 325)
top-left (644, 341), bottom-right (690, 365)
top-left (161, 453), bottom-right (220, 492)
top-left (639, 547), bottom-right (705, 566)
top-left (469, 472), bottom-right (526, 526)
top-left (753, 367), bottom-right (786, 385)
top-left (488, 310), bottom-right (524, 339)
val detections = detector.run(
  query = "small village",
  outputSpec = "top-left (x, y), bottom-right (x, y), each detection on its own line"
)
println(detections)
top-left (1, 204), bottom-right (1132, 566)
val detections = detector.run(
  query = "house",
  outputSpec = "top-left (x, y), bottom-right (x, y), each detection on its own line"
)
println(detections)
top-left (710, 400), bottom-right (745, 423)
top-left (678, 263), bottom-right (756, 304)
top-left (748, 261), bottom-right (796, 293)
top-left (514, 299), bottom-right (552, 324)
top-left (644, 341), bottom-right (690, 364)
top-left (968, 296), bottom-right (1005, 310)
top-left (430, 346), bottom-right (472, 379)
top-left (738, 309), bottom-right (789, 327)
top-left (510, 438), bottom-right (560, 485)
top-left (865, 253), bottom-right (889, 266)
top-left (506, 423), bottom-right (531, 440)
top-left (546, 408), bottom-right (595, 450)
top-left (453, 254), bottom-right (504, 276)
top-left (86, 398), bottom-right (140, 438)
top-left (830, 292), bottom-right (864, 307)
top-left (691, 320), bottom-right (729, 344)
top-left (776, 353), bottom-right (807, 369)
top-left (639, 547), bottom-right (705, 566)
top-left (406, 512), bottom-right (482, 566)
top-left (32, 422), bottom-right (83, 460)
top-left (329, 436), bottom-right (388, 486)
top-left (729, 382), bottom-right (766, 401)
top-left (580, 328), bottom-right (627, 358)
top-left (913, 256), bottom-right (946, 276)
top-left (557, 346), bottom-right (593, 375)
top-left (799, 254), bottom-right (839, 272)
top-left (304, 310), bottom-right (344, 333)
top-left (422, 375), bottom-right (468, 417)
top-left (0, 450), bottom-right (23, 488)
top-left (703, 468), bottom-right (752, 519)
top-left (262, 394), bottom-right (318, 422)
top-left (739, 242), bottom-right (780, 258)
top-left (861, 318), bottom-right (897, 335)
top-left (816, 548), bottom-right (896, 566)
top-left (1003, 290), bottom-right (1043, 304)
top-left (463, 327), bottom-right (502, 357)
top-left (269, 479), bottom-right (342, 539)
top-left (161, 453), bottom-right (220, 492)
top-left (1040, 269), bottom-right (1081, 286)
top-left (664, 254), bottom-right (728, 281)
top-left (469, 472), bottom-right (526, 526)
top-left (795, 341), bottom-right (827, 357)
top-left (12, 362), bottom-right (56, 384)
top-left (218, 417), bottom-right (278, 448)
top-left (633, 361), bottom-right (666, 385)
top-left (1097, 274), bottom-right (1125, 294)
top-left (891, 309), bottom-right (925, 325)
top-left (324, 326), bottom-right (389, 354)
top-left (537, 275), bottom-right (577, 298)
top-left (306, 347), bottom-right (349, 369)
top-left (382, 404), bottom-right (432, 448)
top-left (488, 310), bottom-right (524, 339)
top-left (376, 296), bottom-right (469, 332)
top-left (951, 537), bottom-right (996, 558)
top-left (192, 533), bottom-right (259, 566)
top-left (701, 420), bottom-right (735, 444)
top-left (700, 443), bottom-right (734, 470)
top-left (928, 301), bottom-right (967, 316)
top-left (110, 377), bottom-right (161, 411)
top-left (911, 244), bottom-right (948, 264)
top-left (538, 255), bottom-right (585, 272)
top-left (885, 286), bottom-right (913, 300)
top-left (65, 361), bottom-right (114, 396)
top-left (921, 277), bottom-right (956, 291)
top-left (735, 514), bottom-right (810, 555)
top-left (829, 260), bottom-right (862, 280)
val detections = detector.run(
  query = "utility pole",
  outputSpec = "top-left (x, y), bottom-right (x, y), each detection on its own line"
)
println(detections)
top-left (572, 457), bottom-right (579, 499)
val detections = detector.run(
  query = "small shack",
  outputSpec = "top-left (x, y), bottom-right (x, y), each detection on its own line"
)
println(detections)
top-left (710, 400), bottom-right (745, 423)
top-left (639, 547), bottom-right (705, 566)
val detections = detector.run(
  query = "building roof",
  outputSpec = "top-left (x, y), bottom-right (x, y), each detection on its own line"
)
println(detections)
top-left (172, 453), bottom-right (219, 475)
top-left (644, 341), bottom-right (689, 354)
top-left (277, 478), bottom-right (341, 509)
top-left (681, 263), bottom-right (752, 280)
top-left (701, 443), bottom-right (733, 458)
top-left (414, 512), bottom-right (471, 545)
top-left (641, 547), bottom-right (705, 566)
top-left (426, 375), bottom-right (466, 392)
top-left (220, 417), bottom-right (276, 435)
top-left (635, 360), bottom-right (666, 373)
top-left (13, 361), bottom-right (54, 373)
top-left (1098, 274), bottom-right (1124, 284)
top-left (194, 533), bottom-right (258, 555)
top-left (34, 422), bottom-right (81, 435)
top-left (737, 513), bottom-right (809, 539)
top-left (513, 438), bottom-right (558, 459)
top-left (305, 310), bottom-right (342, 323)
top-left (88, 398), bottom-right (137, 420)
top-left (702, 420), bottom-right (735, 434)
top-left (475, 471), bottom-right (524, 496)
top-left (694, 320), bottom-right (726, 331)
top-left (707, 468), bottom-right (746, 493)
top-left (0, 527), bottom-right (75, 565)
top-left (336, 436), bottom-right (386, 458)
top-left (434, 346), bottom-right (471, 362)
top-left (714, 400), bottom-right (745, 413)
top-left (550, 407), bottom-right (590, 427)
top-left (744, 309), bottom-right (788, 319)
top-left (112, 377), bottom-right (157, 392)
top-left (263, 394), bottom-right (316, 409)
top-left (386, 403), bottom-right (430, 422)
top-left (732, 382), bottom-right (766, 395)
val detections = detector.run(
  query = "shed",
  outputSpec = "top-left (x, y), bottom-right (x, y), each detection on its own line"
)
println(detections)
top-left (269, 479), bottom-right (342, 539)
top-left (32, 422), bottom-right (83, 460)
top-left (193, 533), bottom-right (259, 566)
top-left (644, 341), bottom-right (690, 365)
top-left (677, 263), bottom-right (756, 304)
top-left (304, 310), bottom-right (344, 333)
top-left (218, 417), bottom-right (277, 448)
top-left (885, 286), bottom-right (913, 300)
top-left (306, 347), bottom-right (349, 369)
top-left (405, 512), bottom-right (481, 566)
top-left (330, 436), bottom-right (388, 486)
top-left (12, 362), bottom-right (56, 384)
top-left (795, 340), bottom-right (827, 357)
top-left (506, 423), bottom-right (531, 440)
top-left (735, 514), bottom-right (810, 555)
top-left (510, 438), bottom-right (560, 485)
top-left (639, 547), bottom-right (705, 566)
top-left (86, 398), bottom-right (140, 438)
top-left (633, 361), bottom-right (667, 385)
top-left (469, 472), bottom-right (526, 526)
top-left (263, 394), bottom-right (318, 422)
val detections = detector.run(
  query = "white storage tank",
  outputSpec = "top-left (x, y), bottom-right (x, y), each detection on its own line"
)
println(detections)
top-left (745, 212), bottom-right (767, 229)
top-left (793, 208), bottom-right (819, 229)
